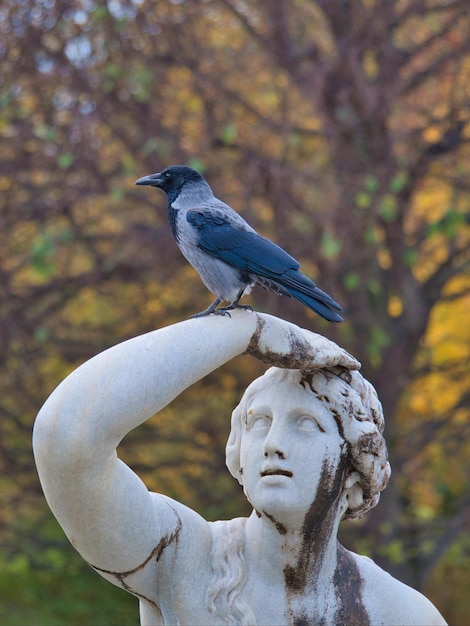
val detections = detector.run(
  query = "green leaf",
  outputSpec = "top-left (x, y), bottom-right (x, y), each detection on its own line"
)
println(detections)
top-left (354, 191), bottom-right (371, 209)
top-left (343, 271), bottom-right (360, 291)
top-left (367, 325), bottom-right (390, 369)
top-left (364, 226), bottom-right (378, 244)
top-left (378, 194), bottom-right (397, 221)
top-left (57, 152), bottom-right (74, 169)
top-left (33, 124), bottom-right (56, 143)
top-left (110, 187), bottom-right (124, 202)
top-left (35, 326), bottom-right (50, 343)
top-left (389, 170), bottom-right (409, 194)
top-left (403, 247), bottom-right (417, 267)
top-left (425, 210), bottom-right (466, 239)
top-left (442, 211), bottom-right (465, 238)
top-left (142, 137), bottom-right (171, 156)
top-left (91, 5), bottom-right (108, 20)
top-left (0, 89), bottom-right (11, 108)
top-left (105, 63), bottom-right (122, 79)
top-left (364, 174), bottom-right (379, 194)
top-left (187, 158), bottom-right (206, 172)
top-left (320, 232), bottom-right (342, 259)
top-left (379, 539), bottom-right (405, 564)
top-left (287, 133), bottom-right (301, 147)
top-left (221, 124), bottom-right (237, 144)
top-left (132, 66), bottom-right (153, 103)
top-left (367, 278), bottom-right (382, 295)
top-left (31, 232), bottom-right (56, 278)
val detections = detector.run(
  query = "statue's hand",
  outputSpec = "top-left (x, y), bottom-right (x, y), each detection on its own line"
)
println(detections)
top-left (245, 313), bottom-right (360, 373)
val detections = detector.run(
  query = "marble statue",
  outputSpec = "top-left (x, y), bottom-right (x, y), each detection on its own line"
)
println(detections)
top-left (33, 311), bottom-right (447, 625)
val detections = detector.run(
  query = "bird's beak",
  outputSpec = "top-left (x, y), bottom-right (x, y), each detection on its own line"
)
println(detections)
top-left (135, 173), bottom-right (163, 187)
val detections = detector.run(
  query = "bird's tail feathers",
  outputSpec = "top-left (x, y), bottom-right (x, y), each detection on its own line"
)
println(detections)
top-left (280, 271), bottom-right (343, 322)
top-left (285, 286), bottom-right (344, 322)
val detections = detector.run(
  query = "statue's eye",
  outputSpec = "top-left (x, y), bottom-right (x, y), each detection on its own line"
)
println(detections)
top-left (245, 412), bottom-right (271, 431)
top-left (298, 415), bottom-right (325, 433)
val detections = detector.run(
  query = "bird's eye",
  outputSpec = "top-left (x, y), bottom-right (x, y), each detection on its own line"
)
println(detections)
top-left (164, 171), bottom-right (172, 179)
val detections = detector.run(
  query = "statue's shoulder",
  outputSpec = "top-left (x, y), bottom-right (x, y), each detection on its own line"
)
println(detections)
top-left (150, 494), bottom-right (212, 558)
top-left (149, 496), bottom-right (248, 570)
top-left (349, 551), bottom-right (447, 625)
top-left (207, 517), bottom-right (247, 551)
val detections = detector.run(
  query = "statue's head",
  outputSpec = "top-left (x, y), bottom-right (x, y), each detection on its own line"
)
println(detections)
top-left (226, 367), bottom-right (391, 521)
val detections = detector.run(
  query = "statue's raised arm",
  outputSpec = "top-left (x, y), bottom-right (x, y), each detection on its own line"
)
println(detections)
top-left (33, 311), bottom-right (446, 626)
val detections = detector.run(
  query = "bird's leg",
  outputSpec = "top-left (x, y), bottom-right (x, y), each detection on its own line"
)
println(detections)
top-left (190, 297), bottom-right (229, 318)
top-left (191, 290), bottom-right (253, 318)
top-left (216, 289), bottom-right (253, 314)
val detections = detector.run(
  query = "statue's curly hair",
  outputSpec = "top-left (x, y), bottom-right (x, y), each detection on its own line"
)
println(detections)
top-left (226, 367), bottom-right (391, 520)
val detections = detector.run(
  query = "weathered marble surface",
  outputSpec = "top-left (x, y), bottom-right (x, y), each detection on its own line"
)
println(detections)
top-left (33, 311), bottom-right (447, 625)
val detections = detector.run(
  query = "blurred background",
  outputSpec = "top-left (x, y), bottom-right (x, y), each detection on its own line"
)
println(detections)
top-left (1, 0), bottom-right (469, 624)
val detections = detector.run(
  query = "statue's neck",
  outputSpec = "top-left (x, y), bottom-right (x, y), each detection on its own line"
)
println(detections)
top-left (245, 508), bottom-right (340, 590)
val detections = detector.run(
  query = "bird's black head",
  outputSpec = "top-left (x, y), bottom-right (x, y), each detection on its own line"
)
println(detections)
top-left (135, 165), bottom-right (206, 204)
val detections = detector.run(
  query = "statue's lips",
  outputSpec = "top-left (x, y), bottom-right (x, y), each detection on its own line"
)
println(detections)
top-left (260, 469), bottom-right (293, 478)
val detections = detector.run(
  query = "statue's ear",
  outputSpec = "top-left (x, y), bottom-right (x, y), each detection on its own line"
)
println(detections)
top-left (343, 471), bottom-right (364, 512)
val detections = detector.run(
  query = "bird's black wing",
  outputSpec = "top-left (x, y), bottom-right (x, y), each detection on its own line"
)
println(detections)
top-left (187, 210), bottom-right (343, 321)
top-left (187, 211), bottom-right (300, 273)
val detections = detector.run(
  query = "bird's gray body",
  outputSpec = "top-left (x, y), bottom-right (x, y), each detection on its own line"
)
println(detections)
top-left (170, 184), bottom-right (256, 302)
top-left (135, 165), bottom-right (343, 321)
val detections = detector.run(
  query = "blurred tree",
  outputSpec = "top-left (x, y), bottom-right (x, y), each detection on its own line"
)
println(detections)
top-left (1, 0), bottom-right (469, 623)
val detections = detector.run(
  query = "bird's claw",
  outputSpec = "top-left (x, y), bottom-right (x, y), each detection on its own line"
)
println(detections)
top-left (190, 303), bottom-right (253, 319)
top-left (233, 304), bottom-right (253, 313)
top-left (190, 308), bottom-right (231, 319)
top-left (213, 303), bottom-right (253, 316)
top-left (212, 309), bottom-right (232, 318)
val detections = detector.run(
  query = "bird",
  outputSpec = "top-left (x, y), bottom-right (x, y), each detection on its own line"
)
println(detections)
top-left (135, 165), bottom-right (343, 322)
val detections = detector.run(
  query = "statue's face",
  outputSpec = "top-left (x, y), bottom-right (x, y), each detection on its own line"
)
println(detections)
top-left (239, 378), bottom-right (346, 530)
